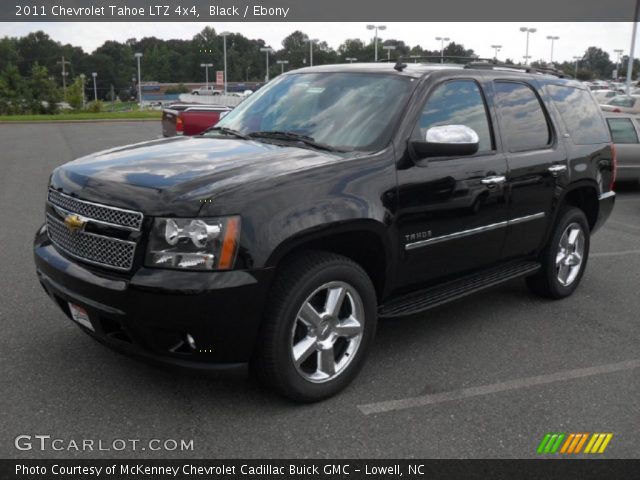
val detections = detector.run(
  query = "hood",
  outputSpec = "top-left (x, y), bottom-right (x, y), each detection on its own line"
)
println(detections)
top-left (50, 136), bottom-right (343, 216)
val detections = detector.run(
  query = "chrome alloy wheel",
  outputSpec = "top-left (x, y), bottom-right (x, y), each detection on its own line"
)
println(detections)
top-left (290, 281), bottom-right (365, 383)
top-left (556, 222), bottom-right (585, 287)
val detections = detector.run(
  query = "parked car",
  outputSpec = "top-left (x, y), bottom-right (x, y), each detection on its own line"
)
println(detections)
top-left (592, 89), bottom-right (617, 103)
top-left (34, 63), bottom-right (615, 401)
top-left (191, 86), bottom-right (223, 96)
top-left (601, 94), bottom-right (640, 113)
top-left (604, 112), bottom-right (640, 182)
top-left (162, 104), bottom-right (232, 137)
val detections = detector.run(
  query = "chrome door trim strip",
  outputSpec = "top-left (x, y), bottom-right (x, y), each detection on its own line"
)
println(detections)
top-left (507, 212), bottom-right (546, 225)
top-left (405, 212), bottom-right (546, 251)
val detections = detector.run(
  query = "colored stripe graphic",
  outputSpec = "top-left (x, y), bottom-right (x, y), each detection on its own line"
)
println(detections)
top-left (539, 433), bottom-right (613, 454)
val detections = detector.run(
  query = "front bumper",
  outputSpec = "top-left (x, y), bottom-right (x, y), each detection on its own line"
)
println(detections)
top-left (34, 225), bottom-right (272, 368)
top-left (593, 190), bottom-right (616, 233)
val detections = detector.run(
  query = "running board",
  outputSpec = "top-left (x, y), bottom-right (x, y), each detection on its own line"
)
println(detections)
top-left (379, 261), bottom-right (541, 318)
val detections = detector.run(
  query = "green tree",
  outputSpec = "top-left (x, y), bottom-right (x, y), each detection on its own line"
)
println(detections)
top-left (0, 63), bottom-right (27, 114)
top-left (29, 63), bottom-right (61, 113)
top-left (582, 47), bottom-right (613, 79)
top-left (66, 76), bottom-right (85, 110)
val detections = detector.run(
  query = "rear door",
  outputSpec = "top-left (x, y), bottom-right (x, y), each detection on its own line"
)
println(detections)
top-left (492, 80), bottom-right (565, 259)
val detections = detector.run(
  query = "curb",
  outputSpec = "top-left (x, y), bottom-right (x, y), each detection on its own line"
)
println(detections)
top-left (0, 118), bottom-right (159, 125)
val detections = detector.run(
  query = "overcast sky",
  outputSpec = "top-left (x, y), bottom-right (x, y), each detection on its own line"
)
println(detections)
top-left (0, 22), bottom-right (637, 64)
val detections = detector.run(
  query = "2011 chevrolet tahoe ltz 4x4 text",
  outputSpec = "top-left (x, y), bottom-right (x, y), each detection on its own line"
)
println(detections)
top-left (34, 62), bottom-right (615, 401)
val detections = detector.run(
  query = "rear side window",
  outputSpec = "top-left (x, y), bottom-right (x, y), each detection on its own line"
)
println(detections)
top-left (607, 118), bottom-right (639, 144)
top-left (608, 96), bottom-right (636, 107)
top-left (547, 85), bottom-right (610, 144)
top-left (494, 81), bottom-right (551, 152)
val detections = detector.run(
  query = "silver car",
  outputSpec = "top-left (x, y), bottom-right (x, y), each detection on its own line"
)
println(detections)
top-left (604, 112), bottom-right (640, 182)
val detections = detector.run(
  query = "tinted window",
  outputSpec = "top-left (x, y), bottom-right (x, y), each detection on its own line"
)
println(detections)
top-left (607, 118), bottom-right (639, 144)
top-left (416, 80), bottom-right (493, 152)
top-left (547, 85), bottom-right (610, 145)
top-left (494, 82), bottom-right (551, 152)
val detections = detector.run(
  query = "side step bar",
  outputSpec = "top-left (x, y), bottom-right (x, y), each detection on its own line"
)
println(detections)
top-left (379, 261), bottom-right (541, 318)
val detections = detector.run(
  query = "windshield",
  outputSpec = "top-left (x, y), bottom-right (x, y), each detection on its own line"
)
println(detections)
top-left (210, 72), bottom-right (416, 151)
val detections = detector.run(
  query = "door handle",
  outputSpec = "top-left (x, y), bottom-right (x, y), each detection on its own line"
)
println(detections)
top-left (548, 164), bottom-right (567, 176)
top-left (481, 175), bottom-right (506, 186)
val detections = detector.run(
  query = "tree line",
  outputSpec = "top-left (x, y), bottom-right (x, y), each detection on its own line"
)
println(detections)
top-left (0, 26), bottom-right (638, 115)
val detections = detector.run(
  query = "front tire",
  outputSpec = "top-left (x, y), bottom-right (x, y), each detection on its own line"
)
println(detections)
top-left (526, 206), bottom-right (590, 299)
top-left (251, 252), bottom-right (377, 402)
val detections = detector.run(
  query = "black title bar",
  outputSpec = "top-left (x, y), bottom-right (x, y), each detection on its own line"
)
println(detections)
top-left (2, 0), bottom-right (639, 22)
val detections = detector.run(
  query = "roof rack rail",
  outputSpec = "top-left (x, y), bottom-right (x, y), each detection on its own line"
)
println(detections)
top-left (378, 55), bottom-right (495, 64)
top-left (463, 61), bottom-right (572, 79)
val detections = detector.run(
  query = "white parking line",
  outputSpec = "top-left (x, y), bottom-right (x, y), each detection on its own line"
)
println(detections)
top-left (358, 358), bottom-right (640, 415)
top-left (591, 249), bottom-right (640, 257)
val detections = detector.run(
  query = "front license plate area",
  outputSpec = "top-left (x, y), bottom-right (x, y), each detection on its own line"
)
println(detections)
top-left (68, 303), bottom-right (94, 332)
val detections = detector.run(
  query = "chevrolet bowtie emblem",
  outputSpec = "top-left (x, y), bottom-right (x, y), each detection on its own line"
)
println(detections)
top-left (64, 214), bottom-right (86, 232)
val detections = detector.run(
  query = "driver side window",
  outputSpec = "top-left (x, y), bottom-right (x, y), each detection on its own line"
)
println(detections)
top-left (416, 80), bottom-right (493, 153)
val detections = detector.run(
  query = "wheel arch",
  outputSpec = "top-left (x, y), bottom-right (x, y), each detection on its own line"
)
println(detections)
top-left (264, 220), bottom-right (394, 301)
top-left (557, 180), bottom-right (600, 231)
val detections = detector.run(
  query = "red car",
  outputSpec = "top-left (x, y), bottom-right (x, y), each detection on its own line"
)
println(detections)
top-left (162, 104), bottom-right (232, 137)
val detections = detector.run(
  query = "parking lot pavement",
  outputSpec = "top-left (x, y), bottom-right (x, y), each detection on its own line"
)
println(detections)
top-left (1, 122), bottom-right (639, 459)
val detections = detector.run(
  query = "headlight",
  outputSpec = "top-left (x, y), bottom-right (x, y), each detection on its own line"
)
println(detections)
top-left (145, 216), bottom-right (241, 271)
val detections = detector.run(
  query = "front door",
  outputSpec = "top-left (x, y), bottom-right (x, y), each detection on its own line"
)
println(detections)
top-left (395, 78), bottom-right (509, 289)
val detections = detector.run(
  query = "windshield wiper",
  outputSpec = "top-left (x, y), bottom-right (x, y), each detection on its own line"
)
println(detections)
top-left (248, 131), bottom-right (347, 152)
top-left (204, 126), bottom-right (250, 139)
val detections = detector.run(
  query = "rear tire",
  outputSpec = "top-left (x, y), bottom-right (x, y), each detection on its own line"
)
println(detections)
top-left (251, 252), bottom-right (377, 402)
top-left (526, 206), bottom-right (590, 299)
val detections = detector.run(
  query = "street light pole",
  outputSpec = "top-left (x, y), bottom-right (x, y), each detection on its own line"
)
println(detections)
top-left (134, 52), bottom-right (143, 110)
top-left (306, 38), bottom-right (318, 66)
top-left (277, 60), bottom-right (289, 74)
top-left (435, 36), bottom-right (450, 63)
top-left (220, 31), bottom-right (231, 94)
top-left (366, 24), bottom-right (387, 62)
top-left (91, 72), bottom-right (97, 102)
top-left (200, 63), bottom-right (213, 88)
top-left (614, 49), bottom-right (624, 79)
top-left (490, 44), bottom-right (502, 61)
top-left (573, 56), bottom-right (581, 77)
top-left (260, 47), bottom-right (274, 82)
top-left (626, 0), bottom-right (640, 95)
top-left (546, 35), bottom-right (560, 63)
top-left (383, 45), bottom-right (396, 60)
top-left (520, 27), bottom-right (537, 65)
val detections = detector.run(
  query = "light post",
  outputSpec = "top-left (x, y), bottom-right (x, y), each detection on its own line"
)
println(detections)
top-left (56, 56), bottom-right (70, 100)
top-left (91, 72), bottom-right (98, 102)
top-left (79, 74), bottom-right (86, 109)
top-left (345, 57), bottom-right (357, 63)
top-left (366, 24), bottom-right (386, 62)
top-left (277, 60), bottom-right (289, 74)
top-left (200, 63), bottom-right (213, 88)
top-left (134, 52), bottom-right (143, 109)
top-left (220, 31), bottom-right (231, 94)
top-left (383, 45), bottom-right (396, 60)
top-left (546, 35), bottom-right (559, 63)
top-left (260, 47), bottom-right (274, 82)
top-left (435, 36), bottom-right (450, 63)
top-left (614, 49), bottom-right (624, 79)
top-left (246, 66), bottom-right (250, 82)
top-left (306, 38), bottom-right (318, 66)
top-left (520, 27), bottom-right (537, 65)
top-left (573, 56), bottom-right (582, 77)
top-left (490, 44), bottom-right (502, 61)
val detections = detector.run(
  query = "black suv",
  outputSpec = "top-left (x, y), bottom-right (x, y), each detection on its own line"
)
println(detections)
top-left (34, 62), bottom-right (616, 401)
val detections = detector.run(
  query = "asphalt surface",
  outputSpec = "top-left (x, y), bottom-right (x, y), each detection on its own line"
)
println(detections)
top-left (1, 122), bottom-right (639, 459)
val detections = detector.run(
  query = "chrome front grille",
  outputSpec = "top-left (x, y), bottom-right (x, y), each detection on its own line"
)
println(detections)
top-left (48, 188), bottom-right (143, 230)
top-left (46, 214), bottom-right (136, 271)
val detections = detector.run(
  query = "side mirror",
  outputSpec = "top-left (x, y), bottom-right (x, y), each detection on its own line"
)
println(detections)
top-left (411, 125), bottom-right (480, 159)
